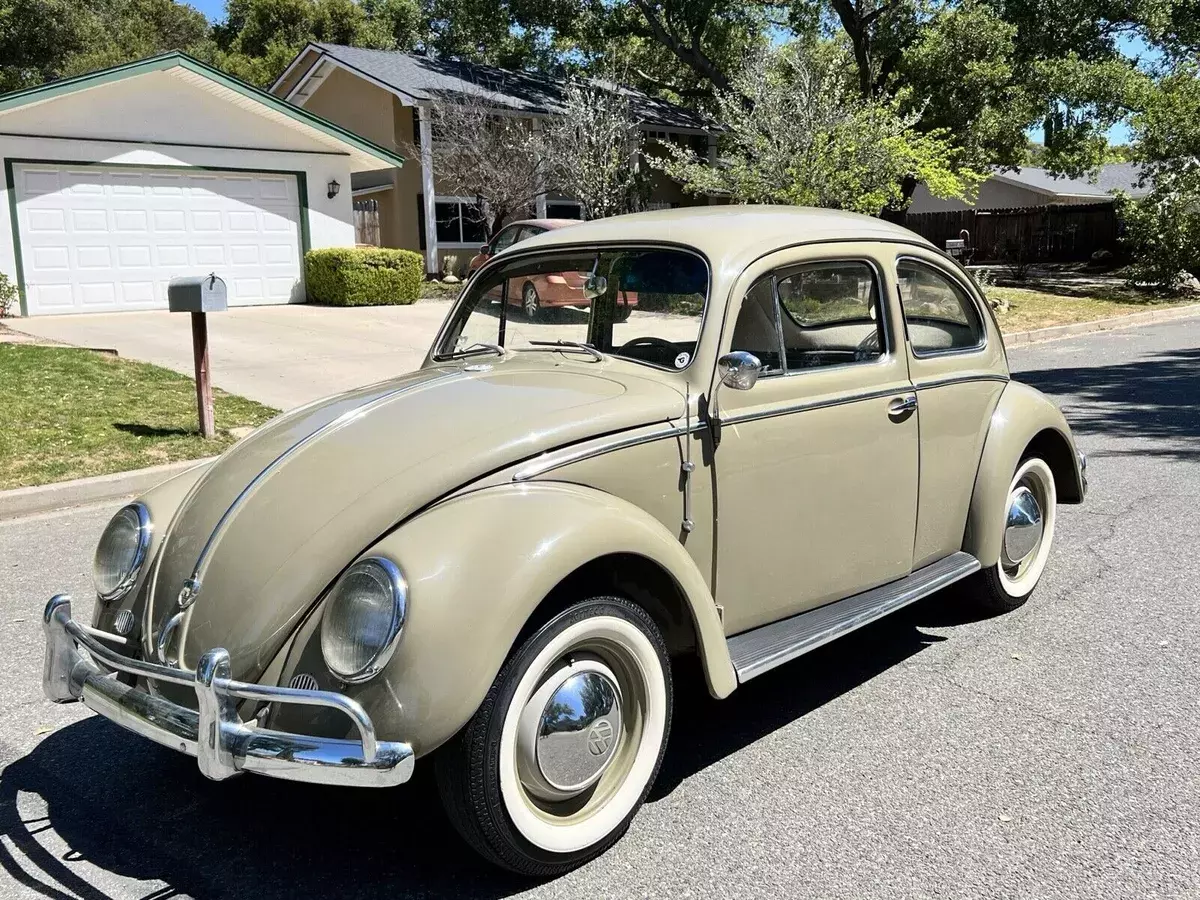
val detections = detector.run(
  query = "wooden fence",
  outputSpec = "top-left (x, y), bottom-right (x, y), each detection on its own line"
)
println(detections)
top-left (902, 202), bottom-right (1118, 264)
top-left (354, 198), bottom-right (381, 247)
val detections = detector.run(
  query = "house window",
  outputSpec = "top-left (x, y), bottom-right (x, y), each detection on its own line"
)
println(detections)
top-left (419, 195), bottom-right (487, 248)
top-left (546, 201), bottom-right (584, 220)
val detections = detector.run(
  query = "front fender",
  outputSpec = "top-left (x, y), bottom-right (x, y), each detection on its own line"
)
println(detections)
top-left (294, 481), bottom-right (735, 757)
top-left (965, 381), bottom-right (1084, 568)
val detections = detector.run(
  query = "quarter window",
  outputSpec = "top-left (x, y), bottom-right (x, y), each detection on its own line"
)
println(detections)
top-left (896, 260), bottom-right (984, 354)
top-left (731, 260), bottom-right (886, 374)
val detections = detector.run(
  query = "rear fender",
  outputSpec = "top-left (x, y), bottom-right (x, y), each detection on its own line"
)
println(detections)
top-left (965, 381), bottom-right (1085, 567)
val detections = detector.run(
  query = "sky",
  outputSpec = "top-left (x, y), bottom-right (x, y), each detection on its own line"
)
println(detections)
top-left (188, 0), bottom-right (224, 19)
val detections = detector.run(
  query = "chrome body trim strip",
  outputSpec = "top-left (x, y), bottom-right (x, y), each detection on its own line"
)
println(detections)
top-left (44, 595), bottom-right (414, 788)
top-left (180, 371), bottom-right (455, 604)
top-left (512, 422), bottom-right (702, 482)
top-left (513, 375), bottom-right (1010, 482)
top-left (717, 384), bottom-right (908, 426)
top-left (913, 373), bottom-right (1010, 391)
top-left (728, 551), bottom-right (981, 682)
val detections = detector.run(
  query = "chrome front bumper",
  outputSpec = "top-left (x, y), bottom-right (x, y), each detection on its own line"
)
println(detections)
top-left (42, 595), bottom-right (414, 788)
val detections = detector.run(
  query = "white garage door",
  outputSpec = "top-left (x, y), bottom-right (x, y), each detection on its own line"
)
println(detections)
top-left (14, 163), bottom-right (304, 315)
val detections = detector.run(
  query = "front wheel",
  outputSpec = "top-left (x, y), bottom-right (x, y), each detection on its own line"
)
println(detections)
top-left (436, 597), bottom-right (673, 876)
top-left (967, 456), bottom-right (1058, 614)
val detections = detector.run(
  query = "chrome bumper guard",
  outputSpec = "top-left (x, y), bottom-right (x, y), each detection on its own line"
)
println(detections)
top-left (42, 595), bottom-right (414, 788)
top-left (1077, 450), bottom-right (1088, 496)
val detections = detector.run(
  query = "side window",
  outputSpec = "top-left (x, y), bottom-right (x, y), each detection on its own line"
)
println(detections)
top-left (730, 260), bottom-right (885, 375)
top-left (896, 259), bottom-right (984, 354)
top-left (512, 226), bottom-right (543, 245)
top-left (729, 277), bottom-right (783, 374)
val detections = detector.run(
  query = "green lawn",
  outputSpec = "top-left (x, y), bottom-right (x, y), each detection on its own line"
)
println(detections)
top-left (0, 345), bottom-right (278, 490)
top-left (988, 286), bottom-right (1196, 334)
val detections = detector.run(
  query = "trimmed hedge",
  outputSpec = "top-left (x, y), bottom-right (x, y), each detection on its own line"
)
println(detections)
top-left (305, 247), bottom-right (424, 307)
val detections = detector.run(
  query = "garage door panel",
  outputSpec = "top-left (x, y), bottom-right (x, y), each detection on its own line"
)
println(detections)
top-left (16, 163), bottom-right (304, 315)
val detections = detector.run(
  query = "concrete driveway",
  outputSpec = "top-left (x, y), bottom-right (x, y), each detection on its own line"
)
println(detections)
top-left (9, 303), bottom-right (455, 410)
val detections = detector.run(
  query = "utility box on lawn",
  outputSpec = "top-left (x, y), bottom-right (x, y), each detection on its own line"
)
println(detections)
top-left (167, 274), bottom-right (227, 313)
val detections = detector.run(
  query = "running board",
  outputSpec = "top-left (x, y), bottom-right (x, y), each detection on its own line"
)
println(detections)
top-left (727, 551), bottom-right (981, 683)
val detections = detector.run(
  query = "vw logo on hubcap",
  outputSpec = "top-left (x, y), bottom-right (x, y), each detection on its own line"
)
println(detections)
top-left (587, 719), bottom-right (614, 756)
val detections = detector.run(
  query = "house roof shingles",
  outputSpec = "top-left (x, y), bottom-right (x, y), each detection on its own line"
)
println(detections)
top-left (994, 164), bottom-right (1154, 200)
top-left (308, 43), bottom-right (711, 132)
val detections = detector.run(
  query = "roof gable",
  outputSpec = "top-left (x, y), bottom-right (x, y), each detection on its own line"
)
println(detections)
top-left (0, 52), bottom-right (404, 171)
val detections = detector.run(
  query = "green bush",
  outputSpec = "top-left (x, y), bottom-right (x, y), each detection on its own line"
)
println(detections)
top-left (304, 247), bottom-right (424, 307)
top-left (0, 271), bottom-right (18, 317)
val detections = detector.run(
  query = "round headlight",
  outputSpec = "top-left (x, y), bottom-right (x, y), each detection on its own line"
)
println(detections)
top-left (320, 557), bottom-right (407, 683)
top-left (93, 502), bottom-right (151, 602)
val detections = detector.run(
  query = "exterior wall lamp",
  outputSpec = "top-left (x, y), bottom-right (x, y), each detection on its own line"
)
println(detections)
top-left (327, 179), bottom-right (340, 199)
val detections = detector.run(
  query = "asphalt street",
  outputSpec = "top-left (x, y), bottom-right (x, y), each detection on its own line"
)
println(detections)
top-left (1, 318), bottom-right (1198, 899)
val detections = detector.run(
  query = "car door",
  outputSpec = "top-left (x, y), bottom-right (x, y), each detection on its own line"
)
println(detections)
top-left (711, 246), bottom-right (919, 635)
top-left (893, 252), bottom-right (1008, 568)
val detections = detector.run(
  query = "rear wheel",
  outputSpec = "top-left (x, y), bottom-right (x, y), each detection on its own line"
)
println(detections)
top-left (522, 282), bottom-right (541, 320)
top-left (436, 596), bottom-right (672, 877)
top-left (968, 456), bottom-right (1057, 613)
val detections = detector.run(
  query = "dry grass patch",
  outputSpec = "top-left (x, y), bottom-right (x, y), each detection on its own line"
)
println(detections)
top-left (989, 286), bottom-right (1195, 334)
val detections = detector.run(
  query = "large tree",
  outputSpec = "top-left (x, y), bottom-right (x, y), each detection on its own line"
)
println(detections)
top-left (0, 0), bottom-right (209, 93)
top-left (1118, 63), bottom-right (1200, 289)
top-left (653, 43), bottom-right (980, 214)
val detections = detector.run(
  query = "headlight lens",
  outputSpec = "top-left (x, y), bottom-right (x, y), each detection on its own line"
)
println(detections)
top-left (93, 502), bottom-right (151, 602)
top-left (320, 557), bottom-right (407, 683)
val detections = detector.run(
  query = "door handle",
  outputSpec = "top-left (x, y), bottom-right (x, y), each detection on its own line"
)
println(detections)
top-left (888, 394), bottom-right (918, 419)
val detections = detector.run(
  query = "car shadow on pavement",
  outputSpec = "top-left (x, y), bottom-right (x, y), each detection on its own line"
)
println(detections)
top-left (0, 612), bottom-right (952, 899)
top-left (1017, 346), bottom-right (1200, 459)
top-left (652, 613), bottom-right (947, 800)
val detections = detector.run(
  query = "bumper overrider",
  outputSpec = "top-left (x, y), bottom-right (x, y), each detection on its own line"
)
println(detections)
top-left (43, 595), bottom-right (414, 788)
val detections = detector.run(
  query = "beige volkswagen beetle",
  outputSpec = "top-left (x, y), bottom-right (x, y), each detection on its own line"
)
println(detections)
top-left (42, 206), bottom-right (1085, 876)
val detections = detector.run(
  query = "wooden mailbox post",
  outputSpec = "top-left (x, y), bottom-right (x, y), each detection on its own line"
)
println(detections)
top-left (167, 274), bottom-right (227, 439)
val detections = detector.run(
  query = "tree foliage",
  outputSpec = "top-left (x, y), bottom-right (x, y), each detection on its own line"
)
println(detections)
top-left (0, 0), bottom-right (209, 92)
top-left (1120, 64), bottom-right (1200, 290)
top-left (543, 76), bottom-right (650, 219)
top-left (653, 44), bottom-right (981, 214)
top-left (399, 90), bottom-right (552, 235)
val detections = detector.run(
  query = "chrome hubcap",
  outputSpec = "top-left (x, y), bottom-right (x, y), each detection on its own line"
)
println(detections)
top-left (524, 287), bottom-right (538, 316)
top-left (517, 660), bottom-right (623, 802)
top-left (1003, 485), bottom-right (1043, 566)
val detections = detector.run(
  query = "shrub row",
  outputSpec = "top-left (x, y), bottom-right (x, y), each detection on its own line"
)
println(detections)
top-left (304, 247), bottom-right (424, 307)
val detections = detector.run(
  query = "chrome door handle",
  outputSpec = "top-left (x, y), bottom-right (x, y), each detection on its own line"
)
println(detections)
top-left (888, 394), bottom-right (918, 419)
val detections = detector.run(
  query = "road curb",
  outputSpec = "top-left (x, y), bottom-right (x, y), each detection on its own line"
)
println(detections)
top-left (1004, 304), bottom-right (1200, 347)
top-left (0, 457), bottom-right (215, 520)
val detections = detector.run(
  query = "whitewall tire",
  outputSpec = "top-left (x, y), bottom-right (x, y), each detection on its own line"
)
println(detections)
top-left (969, 456), bottom-right (1058, 613)
top-left (436, 596), bottom-right (673, 876)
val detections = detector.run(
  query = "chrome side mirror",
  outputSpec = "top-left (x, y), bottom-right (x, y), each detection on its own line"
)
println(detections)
top-left (718, 351), bottom-right (761, 391)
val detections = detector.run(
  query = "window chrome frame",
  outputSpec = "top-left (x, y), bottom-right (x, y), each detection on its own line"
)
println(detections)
top-left (894, 254), bottom-right (989, 360)
top-left (737, 256), bottom-right (895, 382)
top-left (430, 241), bottom-right (713, 374)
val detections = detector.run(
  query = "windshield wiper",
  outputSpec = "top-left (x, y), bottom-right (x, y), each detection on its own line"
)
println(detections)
top-left (445, 341), bottom-right (506, 359)
top-left (526, 340), bottom-right (605, 361)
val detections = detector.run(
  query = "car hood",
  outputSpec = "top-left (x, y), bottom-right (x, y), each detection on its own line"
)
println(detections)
top-left (145, 357), bottom-right (684, 682)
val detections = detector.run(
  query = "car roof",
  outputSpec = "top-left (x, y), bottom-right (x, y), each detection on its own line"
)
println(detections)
top-left (513, 205), bottom-right (934, 266)
top-left (506, 218), bottom-right (581, 231)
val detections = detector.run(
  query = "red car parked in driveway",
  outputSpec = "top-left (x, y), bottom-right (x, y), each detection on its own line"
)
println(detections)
top-left (467, 218), bottom-right (637, 319)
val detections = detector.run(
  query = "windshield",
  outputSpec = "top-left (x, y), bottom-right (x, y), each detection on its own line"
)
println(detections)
top-left (436, 247), bottom-right (709, 371)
